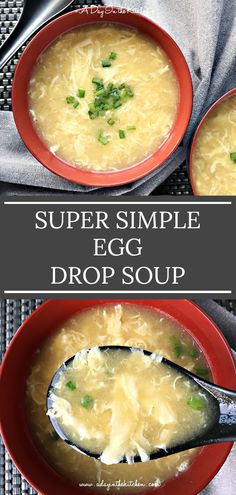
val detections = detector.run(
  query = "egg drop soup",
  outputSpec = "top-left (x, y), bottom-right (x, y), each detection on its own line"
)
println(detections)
top-left (29, 24), bottom-right (179, 172)
top-left (26, 304), bottom-right (211, 493)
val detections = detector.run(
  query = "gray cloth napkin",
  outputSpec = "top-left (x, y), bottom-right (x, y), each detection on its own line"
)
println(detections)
top-left (0, 0), bottom-right (236, 193)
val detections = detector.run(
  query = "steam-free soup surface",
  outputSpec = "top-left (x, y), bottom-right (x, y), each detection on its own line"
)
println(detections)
top-left (29, 24), bottom-right (178, 171)
top-left (26, 304), bottom-right (211, 492)
top-left (49, 347), bottom-right (213, 465)
top-left (192, 94), bottom-right (236, 195)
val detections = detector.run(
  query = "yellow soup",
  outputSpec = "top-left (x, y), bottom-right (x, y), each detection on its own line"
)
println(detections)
top-left (49, 347), bottom-right (214, 466)
top-left (26, 304), bottom-right (210, 493)
top-left (192, 94), bottom-right (236, 195)
top-left (29, 24), bottom-right (179, 171)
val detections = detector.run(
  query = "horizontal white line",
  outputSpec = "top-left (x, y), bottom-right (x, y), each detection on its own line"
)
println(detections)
top-left (4, 202), bottom-right (232, 206)
top-left (4, 290), bottom-right (232, 294)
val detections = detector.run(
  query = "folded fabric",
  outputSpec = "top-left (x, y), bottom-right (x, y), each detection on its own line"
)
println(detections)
top-left (0, 0), bottom-right (235, 193)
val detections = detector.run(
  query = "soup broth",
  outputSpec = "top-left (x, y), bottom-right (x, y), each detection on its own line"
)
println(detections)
top-left (192, 94), bottom-right (236, 195)
top-left (26, 304), bottom-right (211, 492)
top-left (49, 347), bottom-right (214, 466)
top-left (29, 24), bottom-right (179, 171)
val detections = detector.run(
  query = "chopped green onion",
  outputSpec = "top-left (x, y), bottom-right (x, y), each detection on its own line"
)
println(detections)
top-left (49, 431), bottom-right (60, 441)
top-left (230, 152), bottom-right (236, 163)
top-left (113, 100), bottom-right (122, 109)
top-left (98, 130), bottom-right (109, 145)
top-left (92, 77), bottom-right (104, 89)
top-left (66, 380), bottom-right (76, 391)
top-left (101, 59), bottom-right (112, 68)
top-left (187, 397), bottom-right (206, 411)
top-left (194, 367), bottom-right (209, 379)
top-left (80, 394), bottom-right (94, 409)
top-left (73, 101), bottom-right (80, 109)
top-left (119, 129), bottom-right (126, 139)
top-left (170, 335), bottom-right (183, 358)
top-left (110, 89), bottom-right (120, 99)
top-left (77, 89), bottom-right (85, 98)
top-left (88, 80), bottom-right (134, 119)
top-left (107, 118), bottom-right (115, 126)
top-left (109, 51), bottom-right (117, 60)
top-left (189, 347), bottom-right (199, 359)
top-left (125, 85), bottom-right (134, 97)
top-left (66, 96), bottom-right (75, 105)
top-left (127, 125), bottom-right (136, 131)
top-left (95, 88), bottom-right (105, 97)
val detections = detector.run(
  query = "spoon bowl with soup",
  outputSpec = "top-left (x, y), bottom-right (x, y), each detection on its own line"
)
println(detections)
top-left (47, 345), bottom-right (236, 465)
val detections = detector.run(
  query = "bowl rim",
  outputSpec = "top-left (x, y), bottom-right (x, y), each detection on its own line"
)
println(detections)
top-left (0, 299), bottom-right (235, 495)
top-left (189, 86), bottom-right (236, 195)
top-left (12, 6), bottom-right (193, 187)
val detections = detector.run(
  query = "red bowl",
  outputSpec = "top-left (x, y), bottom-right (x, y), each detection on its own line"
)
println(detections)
top-left (189, 87), bottom-right (236, 195)
top-left (1, 299), bottom-right (236, 495)
top-left (12, 6), bottom-right (192, 187)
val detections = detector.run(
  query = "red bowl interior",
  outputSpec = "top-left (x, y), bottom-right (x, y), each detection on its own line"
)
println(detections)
top-left (12, 7), bottom-right (193, 187)
top-left (1, 299), bottom-right (236, 495)
top-left (189, 87), bottom-right (236, 195)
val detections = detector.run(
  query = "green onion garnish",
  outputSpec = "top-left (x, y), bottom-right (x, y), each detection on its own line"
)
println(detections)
top-left (88, 81), bottom-right (134, 119)
top-left (66, 380), bottom-right (76, 391)
top-left (73, 101), bottom-right (80, 109)
top-left (113, 100), bottom-right (122, 109)
top-left (98, 130), bottom-right (109, 145)
top-left (194, 367), bottom-right (209, 379)
top-left (77, 89), bottom-right (85, 98)
top-left (189, 347), bottom-right (199, 359)
top-left (125, 86), bottom-right (134, 97)
top-left (187, 397), bottom-right (206, 411)
top-left (92, 77), bottom-right (104, 89)
top-left (170, 335), bottom-right (183, 358)
top-left (230, 152), bottom-right (236, 163)
top-left (127, 125), bottom-right (136, 131)
top-left (102, 59), bottom-right (112, 68)
top-left (66, 96), bottom-right (75, 105)
top-left (109, 51), bottom-right (117, 60)
top-left (107, 118), bottom-right (115, 126)
top-left (49, 431), bottom-right (60, 441)
top-left (119, 129), bottom-right (126, 139)
top-left (80, 394), bottom-right (94, 409)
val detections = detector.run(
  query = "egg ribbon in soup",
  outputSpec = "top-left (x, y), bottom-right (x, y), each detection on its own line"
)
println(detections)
top-left (192, 94), bottom-right (236, 195)
top-left (26, 304), bottom-right (210, 492)
top-left (29, 24), bottom-right (178, 171)
top-left (48, 347), bottom-right (214, 465)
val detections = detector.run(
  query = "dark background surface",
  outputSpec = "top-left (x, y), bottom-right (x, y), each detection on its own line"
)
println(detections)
top-left (0, 0), bottom-right (192, 197)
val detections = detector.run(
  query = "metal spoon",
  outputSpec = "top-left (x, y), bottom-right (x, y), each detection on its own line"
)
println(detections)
top-left (0, 0), bottom-right (75, 70)
top-left (47, 345), bottom-right (236, 463)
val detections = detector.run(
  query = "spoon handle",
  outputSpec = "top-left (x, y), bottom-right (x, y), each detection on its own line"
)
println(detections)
top-left (0, 0), bottom-right (69, 71)
top-left (0, 4), bottom-right (37, 70)
top-left (206, 383), bottom-right (236, 441)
